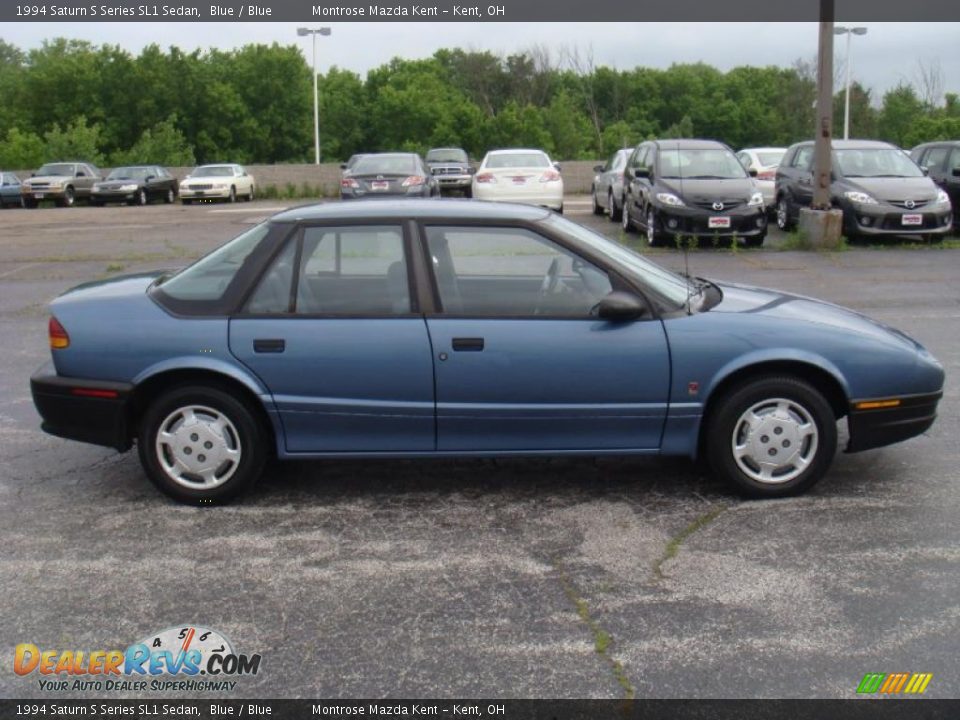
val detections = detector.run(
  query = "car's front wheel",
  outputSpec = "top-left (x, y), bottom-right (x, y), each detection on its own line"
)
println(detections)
top-left (591, 187), bottom-right (603, 215)
top-left (776, 196), bottom-right (794, 231)
top-left (165, 188), bottom-right (175, 204)
top-left (138, 385), bottom-right (267, 505)
top-left (228, 186), bottom-right (237, 203)
top-left (608, 190), bottom-right (621, 222)
top-left (706, 375), bottom-right (837, 498)
top-left (621, 197), bottom-right (633, 233)
top-left (59, 187), bottom-right (75, 208)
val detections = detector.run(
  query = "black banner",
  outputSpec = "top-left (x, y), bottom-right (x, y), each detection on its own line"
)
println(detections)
top-left (2, 700), bottom-right (960, 719)
top-left (2, 0), bottom-right (959, 22)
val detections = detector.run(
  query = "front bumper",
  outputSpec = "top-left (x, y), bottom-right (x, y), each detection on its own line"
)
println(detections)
top-left (655, 203), bottom-right (767, 238)
top-left (91, 190), bottom-right (138, 203)
top-left (22, 187), bottom-right (68, 200)
top-left (472, 185), bottom-right (563, 210)
top-left (180, 187), bottom-right (232, 199)
top-left (31, 368), bottom-right (134, 451)
top-left (846, 391), bottom-right (942, 453)
top-left (341, 188), bottom-right (434, 200)
top-left (842, 202), bottom-right (953, 236)
top-left (432, 174), bottom-right (472, 189)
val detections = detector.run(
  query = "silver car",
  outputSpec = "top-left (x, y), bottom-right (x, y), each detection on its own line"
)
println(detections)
top-left (591, 148), bottom-right (632, 222)
top-left (737, 147), bottom-right (786, 213)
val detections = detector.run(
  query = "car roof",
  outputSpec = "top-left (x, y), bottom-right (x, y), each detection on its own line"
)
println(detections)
top-left (793, 139), bottom-right (897, 150)
top-left (740, 147), bottom-right (787, 153)
top-left (912, 140), bottom-right (960, 149)
top-left (486, 148), bottom-right (548, 155)
top-left (271, 199), bottom-right (553, 223)
top-left (652, 139), bottom-right (731, 150)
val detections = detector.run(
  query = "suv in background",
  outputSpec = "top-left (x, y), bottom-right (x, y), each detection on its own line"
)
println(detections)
top-left (424, 147), bottom-right (474, 196)
top-left (621, 139), bottom-right (767, 247)
top-left (910, 140), bottom-right (960, 227)
top-left (776, 140), bottom-right (953, 241)
top-left (21, 162), bottom-right (101, 208)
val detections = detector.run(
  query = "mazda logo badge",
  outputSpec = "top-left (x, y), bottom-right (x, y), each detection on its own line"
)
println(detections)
top-left (712, 202), bottom-right (724, 211)
top-left (905, 200), bottom-right (915, 209)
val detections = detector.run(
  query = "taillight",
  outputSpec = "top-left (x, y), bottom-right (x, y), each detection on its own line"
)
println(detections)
top-left (402, 176), bottom-right (426, 188)
top-left (341, 178), bottom-right (359, 189)
top-left (757, 170), bottom-right (776, 181)
top-left (49, 316), bottom-right (69, 349)
top-left (539, 170), bottom-right (561, 183)
top-left (475, 173), bottom-right (496, 184)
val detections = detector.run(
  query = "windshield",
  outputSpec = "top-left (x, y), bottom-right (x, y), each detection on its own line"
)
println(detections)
top-left (157, 223), bottom-right (270, 301)
top-left (107, 167), bottom-right (150, 180)
top-left (351, 155), bottom-right (418, 175)
top-left (426, 149), bottom-right (468, 163)
top-left (658, 148), bottom-right (747, 180)
top-left (540, 215), bottom-right (692, 310)
top-left (835, 149), bottom-right (924, 178)
top-left (486, 152), bottom-right (551, 169)
top-left (757, 151), bottom-right (785, 167)
top-left (193, 165), bottom-right (235, 177)
top-left (36, 164), bottom-right (75, 176)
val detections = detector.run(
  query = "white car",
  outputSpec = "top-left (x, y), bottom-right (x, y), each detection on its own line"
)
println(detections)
top-left (472, 149), bottom-right (564, 213)
top-left (736, 147), bottom-right (786, 211)
top-left (179, 164), bottom-right (255, 204)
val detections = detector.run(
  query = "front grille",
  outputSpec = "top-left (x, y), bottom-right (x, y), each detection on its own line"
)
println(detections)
top-left (432, 166), bottom-right (466, 176)
top-left (691, 200), bottom-right (744, 211)
top-left (29, 183), bottom-right (51, 189)
top-left (189, 184), bottom-right (213, 190)
top-left (887, 200), bottom-right (931, 209)
top-left (879, 213), bottom-right (938, 231)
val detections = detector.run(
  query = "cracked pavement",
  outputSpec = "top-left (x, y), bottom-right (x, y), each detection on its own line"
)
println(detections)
top-left (0, 201), bottom-right (958, 699)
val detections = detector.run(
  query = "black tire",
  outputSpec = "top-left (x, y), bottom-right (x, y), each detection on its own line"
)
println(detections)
top-left (645, 208), bottom-right (662, 247)
top-left (59, 187), bottom-right (75, 208)
top-left (165, 188), bottom-right (175, 204)
top-left (705, 375), bottom-right (837, 498)
top-left (591, 187), bottom-right (604, 215)
top-left (131, 189), bottom-right (147, 207)
top-left (463, 186), bottom-right (473, 199)
top-left (608, 190), bottom-right (622, 222)
top-left (182, 198), bottom-right (192, 206)
top-left (24, 197), bottom-right (38, 209)
top-left (228, 186), bottom-right (237, 203)
top-left (776, 196), bottom-right (794, 231)
top-left (138, 385), bottom-right (267, 505)
top-left (744, 232), bottom-right (766, 248)
top-left (91, 200), bottom-right (104, 207)
top-left (621, 197), bottom-right (634, 233)
top-left (247, 185), bottom-right (255, 202)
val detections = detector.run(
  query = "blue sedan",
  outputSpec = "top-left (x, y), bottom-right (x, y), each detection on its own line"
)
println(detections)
top-left (30, 201), bottom-right (944, 504)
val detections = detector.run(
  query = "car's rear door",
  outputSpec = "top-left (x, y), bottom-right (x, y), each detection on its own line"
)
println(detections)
top-left (420, 223), bottom-right (670, 452)
top-left (229, 221), bottom-right (436, 453)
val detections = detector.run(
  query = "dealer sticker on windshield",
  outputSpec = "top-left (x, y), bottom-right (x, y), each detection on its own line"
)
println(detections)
top-left (901, 214), bottom-right (923, 226)
top-left (708, 216), bottom-right (731, 229)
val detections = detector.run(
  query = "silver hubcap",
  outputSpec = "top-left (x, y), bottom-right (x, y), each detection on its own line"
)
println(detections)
top-left (647, 211), bottom-right (656, 245)
top-left (777, 200), bottom-right (787, 229)
top-left (732, 398), bottom-right (818, 484)
top-left (155, 405), bottom-right (242, 489)
top-left (622, 201), bottom-right (630, 230)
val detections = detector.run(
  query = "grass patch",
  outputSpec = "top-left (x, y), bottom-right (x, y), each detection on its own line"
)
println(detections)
top-left (259, 182), bottom-right (335, 200)
top-left (104, 263), bottom-right (126, 273)
top-left (653, 505), bottom-right (728, 581)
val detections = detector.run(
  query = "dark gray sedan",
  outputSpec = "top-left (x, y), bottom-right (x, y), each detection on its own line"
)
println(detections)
top-left (0, 172), bottom-right (24, 208)
top-left (340, 153), bottom-right (439, 200)
top-left (591, 148), bottom-right (632, 222)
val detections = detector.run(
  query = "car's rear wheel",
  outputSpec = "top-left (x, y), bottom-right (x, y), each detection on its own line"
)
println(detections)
top-left (591, 187), bottom-right (603, 215)
top-left (706, 375), bottom-right (837, 498)
top-left (776, 196), bottom-right (794, 231)
top-left (247, 185), bottom-right (255, 201)
top-left (621, 198), bottom-right (633, 233)
top-left (138, 385), bottom-right (267, 505)
top-left (608, 190), bottom-right (621, 222)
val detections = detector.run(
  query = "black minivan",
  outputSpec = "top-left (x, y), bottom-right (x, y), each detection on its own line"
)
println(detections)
top-left (775, 140), bottom-right (953, 241)
top-left (910, 140), bottom-right (960, 227)
top-left (621, 139), bottom-right (767, 247)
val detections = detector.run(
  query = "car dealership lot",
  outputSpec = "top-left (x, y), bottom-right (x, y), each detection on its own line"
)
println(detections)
top-left (0, 200), bottom-right (958, 698)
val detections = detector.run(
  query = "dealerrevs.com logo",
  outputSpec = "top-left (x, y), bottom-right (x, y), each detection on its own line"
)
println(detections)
top-left (14, 626), bottom-right (262, 692)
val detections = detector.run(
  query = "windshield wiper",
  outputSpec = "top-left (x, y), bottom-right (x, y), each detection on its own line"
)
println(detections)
top-left (684, 175), bottom-right (733, 180)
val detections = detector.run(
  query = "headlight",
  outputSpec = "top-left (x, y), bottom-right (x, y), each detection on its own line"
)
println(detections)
top-left (656, 192), bottom-right (685, 207)
top-left (213, 183), bottom-right (227, 189)
top-left (119, 184), bottom-right (138, 192)
top-left (91, 183), bottom-right (102, 191)
top-left (844, 191), bottom-right (878, 205)
top-left (747, 191), bottom-right (764, 207)
top-left (179, 182), bottom-right (189, 190)
top-left (936, 190), bottom-right (950, 205)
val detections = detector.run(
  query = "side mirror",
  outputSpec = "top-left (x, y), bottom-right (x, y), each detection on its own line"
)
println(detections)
top-left (593, 164), bottom-right (605, 173)
top-left (468, 166), bottom-right (476, 175)
top-left (339, 163), bottom-right (347, 170)
top-left (597, 291), bottom-right (647, 322)
top-left (635, 167), bottom-right (650, 179)
top-left (145, 175), bottom-right (155, 182)
top-left (553, 162), bottom-right (562, 172)
top-left (748, 168), bottom-right (758, 178)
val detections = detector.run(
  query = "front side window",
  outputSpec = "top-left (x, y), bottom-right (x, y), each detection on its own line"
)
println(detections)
top-left (245, 225), bottom-right (410, 316)
top-left (424, 226), bottom-right (612, 317)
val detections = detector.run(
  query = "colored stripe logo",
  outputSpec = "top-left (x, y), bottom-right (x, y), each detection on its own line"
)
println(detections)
top-left (857, 672), bottom-right (933, 694)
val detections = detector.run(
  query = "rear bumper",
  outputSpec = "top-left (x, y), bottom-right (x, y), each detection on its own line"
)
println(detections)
top-left (846, 391), bottom-right (942, 453)
top-left (30, 368), bottom-right (134, 451)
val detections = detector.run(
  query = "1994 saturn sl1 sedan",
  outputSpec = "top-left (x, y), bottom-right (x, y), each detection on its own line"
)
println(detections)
top-left (31, 200), bottom-right (944, 504)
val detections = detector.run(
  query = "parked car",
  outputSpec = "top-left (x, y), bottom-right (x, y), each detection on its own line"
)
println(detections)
top-left (736, 147), bottom-right (786, 212)
top-left (424, 147), bottom-right (474, 197)
top-left (179, 164), bottom-right (255, 204)
top-left (0, 172), bottom-right (24, 208)
top-left (340, 153), bottom-right (439, 200)
top-left (621, 139), bottom-right (767, 246)
top-left (31, 200), bottom-right (943, 504)
top-left (21, 162), bottom-right (101, 208)
top-left (910, 140), bottom-right (960, 227)
top-left (91, 166), bottom-right (178, 206)
top-left (776, 140), bottom-right (953, 241)
top-left (472, 149), bottom-right (564, 212)
top-left (591, 148), bottom-right (632, 221)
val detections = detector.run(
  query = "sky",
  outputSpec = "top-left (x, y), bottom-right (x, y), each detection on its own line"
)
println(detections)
top-left (8, 22), bottom-right (960, 102)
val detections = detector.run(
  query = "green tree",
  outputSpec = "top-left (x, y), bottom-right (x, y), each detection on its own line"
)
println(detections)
top-left (0, 127), bottom-right (45, 169)
top-left (878, 84), bottom-right (924, 147)
top-left (110, 116), bottom-right (195, 166)
top-left (43, 117), bottom-right (105, 163)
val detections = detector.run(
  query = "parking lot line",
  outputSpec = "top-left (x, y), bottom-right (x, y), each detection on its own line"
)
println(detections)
top-left (0, 262), bottom-right (40, 279)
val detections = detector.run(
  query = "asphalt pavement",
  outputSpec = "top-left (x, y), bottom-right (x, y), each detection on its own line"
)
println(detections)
top-left (0, 197), bottom-right (957, 699)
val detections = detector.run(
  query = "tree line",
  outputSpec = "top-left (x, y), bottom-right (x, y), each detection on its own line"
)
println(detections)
top-left (0, 38), bottom-right (958, 169)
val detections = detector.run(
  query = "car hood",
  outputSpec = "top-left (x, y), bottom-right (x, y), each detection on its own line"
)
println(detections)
top-left (183, 176), bottom-right (232, 182)
top-left (659, 177), bottom-right (756, 201)
top-left (710, 280), bottom-right (921, 352)
top-left (25, 175), bottom-right (73, 184)
top-left (839, 176), bottom-right (938, 203)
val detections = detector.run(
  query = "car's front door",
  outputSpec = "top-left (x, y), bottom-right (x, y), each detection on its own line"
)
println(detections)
top-left (229, 223), bottom-right (436, 453)
top-left (421, 224), bottom-right (671, 452)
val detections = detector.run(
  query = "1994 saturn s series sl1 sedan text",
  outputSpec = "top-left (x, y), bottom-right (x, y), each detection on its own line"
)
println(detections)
top-left (31, 201), bottom-right (944, 504)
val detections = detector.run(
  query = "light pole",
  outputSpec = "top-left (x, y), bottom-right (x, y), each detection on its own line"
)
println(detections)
top-left (297, 26), bottom-right (332, 165)
top-left (834, 26), bottom-right (867, 140)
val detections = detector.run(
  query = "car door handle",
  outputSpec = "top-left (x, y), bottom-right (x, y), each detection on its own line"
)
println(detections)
top-left (253, 338), bottom-right (285, 353)
top-left (452, 337), bottom-right (484, 352)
